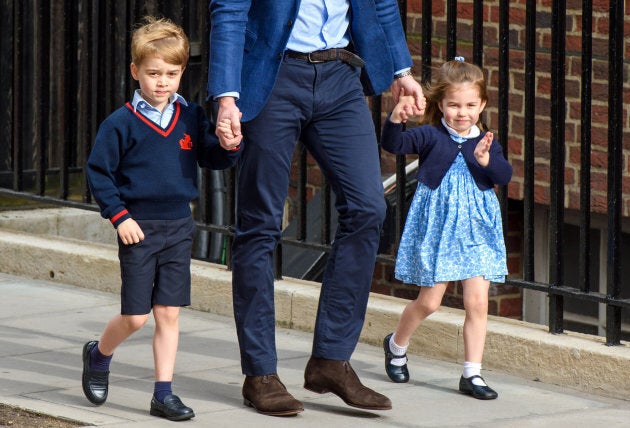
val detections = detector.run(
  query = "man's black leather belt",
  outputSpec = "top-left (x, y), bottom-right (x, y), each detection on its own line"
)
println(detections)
top-left (285, 48), bottom-right (365, 68)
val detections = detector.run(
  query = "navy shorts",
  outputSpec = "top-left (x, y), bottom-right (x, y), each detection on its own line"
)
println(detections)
top-left (118, 216), bottom-right (195, 315)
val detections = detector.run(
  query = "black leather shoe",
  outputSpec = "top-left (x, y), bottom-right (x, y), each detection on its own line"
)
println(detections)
top-left (82, 341), bottom-right (109, 405)
top-left (150, 394), bottom-right (195, 421)
top-left (383, 333), bottom-right (409, 383)
top-left (459, 375), bottom-right (498, 400)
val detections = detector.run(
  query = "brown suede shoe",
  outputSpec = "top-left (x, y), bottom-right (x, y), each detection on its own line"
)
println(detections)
top-left (242, 374), bottom-right (304, 416)
top-left (304, 357), bottom-right (392, 410)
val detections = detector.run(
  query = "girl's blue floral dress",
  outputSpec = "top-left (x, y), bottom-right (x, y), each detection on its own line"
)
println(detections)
top-left (395, 121), bottom-right (508, 287)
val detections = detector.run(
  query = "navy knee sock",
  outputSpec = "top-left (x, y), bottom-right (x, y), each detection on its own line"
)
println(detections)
top-left (153, 381), bottom-right (172, 403)
top-left (89, 345), bottom-right (113, 372)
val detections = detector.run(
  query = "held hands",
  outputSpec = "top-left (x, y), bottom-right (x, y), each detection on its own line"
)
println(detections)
top-left (391, 74), bottom-right (426, 118)
top-left (390, 91), bottom-right (422, 124)
top-left (474, 131), bottom-right (493, 167)
top-left (216, 97), bottom-right (243, 151)
top-left (217, 118), bottom-right (237, 143)
top-left (117, 218), bottom-right (145, 245)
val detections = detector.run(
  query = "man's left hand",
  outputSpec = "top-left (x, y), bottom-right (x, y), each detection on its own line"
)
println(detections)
top-left (391, 74), bottom-right (426, 116)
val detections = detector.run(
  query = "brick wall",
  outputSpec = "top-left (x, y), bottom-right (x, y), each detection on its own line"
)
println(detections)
top-left (398, 0), bottom-right (630, 216)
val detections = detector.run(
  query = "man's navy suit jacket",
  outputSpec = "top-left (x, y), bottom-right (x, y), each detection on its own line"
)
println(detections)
top-left (208, 0), bottom-right (413, 122)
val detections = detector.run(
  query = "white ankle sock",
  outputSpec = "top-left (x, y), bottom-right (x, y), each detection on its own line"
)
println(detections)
top-left (463, 362), bottom-right (486, 385)
top-left (389, 334), bottom-right (408, 355)
top-left (389, 335), bottom-right (408, 366)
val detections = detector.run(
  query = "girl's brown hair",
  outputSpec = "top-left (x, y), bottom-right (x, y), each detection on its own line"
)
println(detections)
top-left (131, 16), bottom-right (190, 67)
top-left (420, 59), bottom-right (488, 129)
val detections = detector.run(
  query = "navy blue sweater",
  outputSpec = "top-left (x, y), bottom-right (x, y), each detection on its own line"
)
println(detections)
top-left (381, 119), bottom-right (512, 190)
top-left (87, 101), bottom-right (240, 228)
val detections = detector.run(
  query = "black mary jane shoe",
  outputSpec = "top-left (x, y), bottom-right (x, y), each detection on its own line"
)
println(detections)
top-left (459, 375), bottom-right (498, 400)
top-left (150, 394), bottom-right (195, 421)
top-left (383, 333), bottom-right (409, 383)
top-left (82, 340), bottom-right (109, 405)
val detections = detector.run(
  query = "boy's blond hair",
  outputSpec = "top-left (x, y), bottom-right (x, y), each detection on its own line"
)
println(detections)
top-left (131, 16), bottom-right (189, 67)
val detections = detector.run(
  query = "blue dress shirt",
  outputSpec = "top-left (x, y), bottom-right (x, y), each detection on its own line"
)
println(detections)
top-left (131, 89), bottom-right (188, 128)
top-left (286, 0), bottom-right (351, 52)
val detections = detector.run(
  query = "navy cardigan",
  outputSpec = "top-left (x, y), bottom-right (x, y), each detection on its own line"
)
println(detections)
top-left (381, 119), bottom-right (512, 190)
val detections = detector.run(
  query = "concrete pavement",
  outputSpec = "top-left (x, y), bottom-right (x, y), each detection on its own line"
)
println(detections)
top-left (2, 208), bottom-right (630, 403)
top-left (1, 272), bottom-right (630, 427)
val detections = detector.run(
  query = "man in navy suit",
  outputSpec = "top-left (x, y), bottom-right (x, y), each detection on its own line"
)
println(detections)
top-left (208, 0), bottom-right (425, 416)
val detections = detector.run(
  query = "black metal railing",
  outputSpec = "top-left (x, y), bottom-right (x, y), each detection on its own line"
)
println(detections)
top-left (0, 0), bottom-right (628, 345)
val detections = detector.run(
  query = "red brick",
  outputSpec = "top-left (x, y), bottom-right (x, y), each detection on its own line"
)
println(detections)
top-left (595, 16), bottom-right (609, 33)
top-left (534, 185), bottom-right (550, 205)
top-left (591, 171), bottom-right (608, 191)
top-left (488, 300), bottom-right (499, 316)
top-left (508, 182), bottom-right (522, 200)
top-left (566, 34), bottom-right (582, 54)
top-left (407, 1), bottom-right (422, 14)
top-left (565, 167), bottom-right (576, 185)
top-left (592, 0), bottom-right (609, 13)
top-left (490, 283), bottom-right (521, 297)
top-left (534, 163), bottom-right (550, 182)
top-left (591, 194), bottom-right (607, 214)
top-left (371, 282), bottom-right (394, 296)
top-left (498, 297), bottom-right (523, 318)
top-left (591, 150), bottom-right (608, 169)
top-left (442, 295), bottom-right (464, 310)
top-left (393, 286), bottom-right (420, 301)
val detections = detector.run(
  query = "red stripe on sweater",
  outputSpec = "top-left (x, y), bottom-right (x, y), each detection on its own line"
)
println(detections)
top-left (110, 209), bottom-right (129, 224)
top-left (125, 102), bottom-right (181, 137)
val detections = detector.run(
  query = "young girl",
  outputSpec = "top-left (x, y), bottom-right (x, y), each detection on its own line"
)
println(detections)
top-left (381, 58), bottom-right (512, 400)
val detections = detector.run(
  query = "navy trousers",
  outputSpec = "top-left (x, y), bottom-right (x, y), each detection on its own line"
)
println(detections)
top-left (232, 55), bottom-right (387, 376)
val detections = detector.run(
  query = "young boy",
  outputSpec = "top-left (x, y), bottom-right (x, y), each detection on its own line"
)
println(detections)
top-left (82, 16), bottom-right (240, 421)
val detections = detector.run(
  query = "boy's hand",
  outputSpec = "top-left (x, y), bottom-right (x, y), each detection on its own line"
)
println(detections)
top-left (117, 218), bottom-right (145, 245)
top-left (474, 131), bottom-right (493, 167)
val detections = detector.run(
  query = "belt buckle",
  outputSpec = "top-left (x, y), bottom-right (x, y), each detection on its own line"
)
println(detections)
top-left (307, 52), bottom-right (325, 64)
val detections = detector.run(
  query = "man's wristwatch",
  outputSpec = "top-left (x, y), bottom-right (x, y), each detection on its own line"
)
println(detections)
top-left (394, 70), bottom-right (413, 80)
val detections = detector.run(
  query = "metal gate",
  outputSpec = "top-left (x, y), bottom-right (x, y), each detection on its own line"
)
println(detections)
top-left (0, 0), bottom-right (628, 345)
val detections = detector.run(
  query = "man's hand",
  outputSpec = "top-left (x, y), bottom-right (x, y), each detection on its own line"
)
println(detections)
top-left (391, 74), bottom-right (426, 116)
top-left (216, 97), bottom-right (243, 150)
top-left (217, 119), bottom-right (234, 138)
top-left (390, 91), bottom-right (420, 124)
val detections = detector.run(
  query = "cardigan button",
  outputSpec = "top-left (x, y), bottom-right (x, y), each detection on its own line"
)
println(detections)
top-left (458, 145), bottom-right (462, 149)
